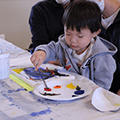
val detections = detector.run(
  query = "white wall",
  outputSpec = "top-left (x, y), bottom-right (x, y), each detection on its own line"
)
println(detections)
top-left (0, 0), bottom-right (41, 49)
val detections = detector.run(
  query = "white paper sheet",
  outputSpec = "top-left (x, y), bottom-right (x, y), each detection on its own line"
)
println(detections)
top-left (0, 38), bottom-right (30, 59)
top-left (10, 55), bottom-right (32, 67)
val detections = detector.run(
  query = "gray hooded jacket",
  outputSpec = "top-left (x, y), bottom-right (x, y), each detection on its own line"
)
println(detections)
top-left (35, 35), bottom-right (117, 90)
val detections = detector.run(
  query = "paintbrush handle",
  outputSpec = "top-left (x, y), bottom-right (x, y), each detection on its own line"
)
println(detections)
top-left (38, 69), bottom-right (49, 89)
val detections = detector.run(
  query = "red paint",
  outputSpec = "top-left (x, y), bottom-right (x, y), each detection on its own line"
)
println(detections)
top-left (54, 85), bottom-right (61, 89)
top-left (44, 88), bottom-right (52, 91)
top-left (65, 58), bottom-right (68, 63)
top-left (30, 78), bottom-right (34, 81)
top-left (65, 65), bottom-right (71, 70)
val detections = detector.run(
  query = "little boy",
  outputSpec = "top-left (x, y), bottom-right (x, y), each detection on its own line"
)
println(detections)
top-left (30, 1), bottom-right (117, 90)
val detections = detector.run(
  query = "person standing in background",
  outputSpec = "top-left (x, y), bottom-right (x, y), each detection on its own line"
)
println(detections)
top-left (29, 0), bottom-right (74, 53)
top-left (88, 0), bottom-right (120, 95)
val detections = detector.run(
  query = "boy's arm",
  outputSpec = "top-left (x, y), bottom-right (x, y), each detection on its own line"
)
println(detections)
top-left (30, 50), bottom-right (46, 71)
top-left (93, 54), bottom-right (116, 90)
top-left (35, 41), bottom-right (61, 62)
top-left (31, 41), bottom-right (61, 70)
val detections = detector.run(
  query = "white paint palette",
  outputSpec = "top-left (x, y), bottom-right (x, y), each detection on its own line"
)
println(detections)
top-left (33, 79), bottom-right (92, 101)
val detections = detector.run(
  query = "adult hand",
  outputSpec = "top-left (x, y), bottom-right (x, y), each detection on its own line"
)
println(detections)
top-left (30, 50), bottom-right (46, 71)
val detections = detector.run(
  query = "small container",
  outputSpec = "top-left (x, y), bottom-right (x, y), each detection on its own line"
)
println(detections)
top-left (0, 52), bottom-right (10, 80)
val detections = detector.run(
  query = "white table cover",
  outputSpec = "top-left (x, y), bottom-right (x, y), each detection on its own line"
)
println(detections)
top-left (0, 38), bottom-right (120, 120)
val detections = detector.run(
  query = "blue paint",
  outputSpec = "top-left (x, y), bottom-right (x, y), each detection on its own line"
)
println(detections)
top-left (8, 90), bottom-right (14, 93)
top-left (37, 99), bottom-right (46, 104)
top-left (8, 88), bottom-right (25, 93)
top-left (2, 93), bottom-right (21, 110)
top-left (10, 104), bottom-right (21, 109)
top-left (2, 93), bottom-right (14, 102)
top-left (15, 88), bottom-right (25, 92)
top-left (30, 107), bottom-right (52, 117)
top-left (10, 103), bottom-right (15, 106)
top-left (18, 107), bottom-right (21, 109)
top-left (29, 91), bottom-right (34, 94)
top-left (72, 94), bottom-right (79, 97)
top-left (37, 99), bottom-right (42, 102)
top-left (15, 105), bottom-right (18, 107)
top-left (74, 90), bottom-right (84, 95)
top-left (72, 90), bottom-right (84, 97)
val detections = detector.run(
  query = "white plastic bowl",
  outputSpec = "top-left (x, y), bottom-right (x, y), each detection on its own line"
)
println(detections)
top-left (92, 87), bottom-right (120, 112)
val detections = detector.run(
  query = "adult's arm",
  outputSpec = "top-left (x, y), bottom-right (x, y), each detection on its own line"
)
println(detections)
top-left (29, 5), bottom-right (50, 48)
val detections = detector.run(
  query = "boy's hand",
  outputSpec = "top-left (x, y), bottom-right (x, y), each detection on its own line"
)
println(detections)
top-left (30, 50), bottom-right (46, 71)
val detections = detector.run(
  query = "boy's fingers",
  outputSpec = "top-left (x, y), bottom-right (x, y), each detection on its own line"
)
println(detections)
top-left (30, 54), bottom-right (37, 65)
top-left (35, 61), bottom-right (41, 71)
top-left (30, 51), bottom-right (46, 71)
top-left (30, 55), bottom-right (35, 63)
top-left (34, 58), bottom-right (43, 71)
top-left (31, 54), bottom-right (40, 67)
top-left (34, 58), bottom-right (39, 67)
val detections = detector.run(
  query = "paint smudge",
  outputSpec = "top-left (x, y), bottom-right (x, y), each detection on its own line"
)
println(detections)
top-left (10, 104), bottom-right (21, 109)
top-left (54, 85), bottom-right (61, 89)
top-left (65, 65), bottom-right (71, 70)
top-left (76, 85), bottom-right (81, 90)
top-left (2, 92), bottom-right (14, 102)
top-left (39, 92), bottom-right (61, 96)
top-left (30, 107), bottom-right (52, 117)
top-left (12, 68), bottom-right (25, 74)
top-left (66, 83), bottom-right (76, 89)
top-left (8, 88), bottom-right (25, 93)
top-left (72, 94), bottom-right (79, 97)
top-left (44, 88), bottom-right (52, 91)
top-left (114, 103), bottom-right (120, 106)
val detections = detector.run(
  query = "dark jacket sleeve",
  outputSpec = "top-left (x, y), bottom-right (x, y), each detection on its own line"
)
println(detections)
top-left (29, 4), bottom-right (50, 48)
top-left (29, 1), bottom-right (64, 49)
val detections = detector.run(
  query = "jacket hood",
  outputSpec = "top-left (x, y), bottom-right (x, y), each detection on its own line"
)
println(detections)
top-left (92, 36), bottom-right (117, 56)
top-left (58, 34), bottom-right (117, 57)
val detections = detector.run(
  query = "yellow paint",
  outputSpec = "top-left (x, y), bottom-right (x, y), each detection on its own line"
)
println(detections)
top-left (107, 96), bottom-right (111, 99)
top-left (12, 68), bottom-right (25, 74)
top-left (12, 111), bottom-right (16, 116)
top-left (66, 83), bottom-right (76, 89)
top-left (114, 103), bottom-right (120, 106)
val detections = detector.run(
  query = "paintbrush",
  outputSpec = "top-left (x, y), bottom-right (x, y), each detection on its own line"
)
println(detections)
top-left (38, 69), bottom-right (49, 89)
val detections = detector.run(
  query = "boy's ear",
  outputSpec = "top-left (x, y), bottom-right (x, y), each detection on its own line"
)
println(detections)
top-left (93, 29), bottom-right (101, 37)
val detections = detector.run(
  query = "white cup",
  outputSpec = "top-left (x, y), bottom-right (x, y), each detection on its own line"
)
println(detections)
top-left (0, 52), bottom-right (10, 79)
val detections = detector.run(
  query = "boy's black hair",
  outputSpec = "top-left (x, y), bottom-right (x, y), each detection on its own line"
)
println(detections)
top-left (62, 0), bottom-right (101, 33)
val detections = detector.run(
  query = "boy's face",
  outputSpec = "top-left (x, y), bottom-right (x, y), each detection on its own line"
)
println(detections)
top-left (64, 26), bottom-right (97, 54)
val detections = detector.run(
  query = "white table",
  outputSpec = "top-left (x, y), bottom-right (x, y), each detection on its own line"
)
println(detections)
top-left (0, 38), bottom-right (120, 120)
